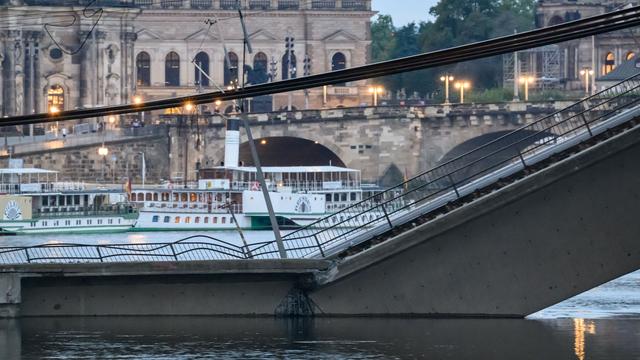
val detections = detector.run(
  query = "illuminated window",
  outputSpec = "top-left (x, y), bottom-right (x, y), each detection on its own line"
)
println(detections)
top-left (604, 52), bottom-right (615, 74)
top-left (136, 52), bottom-right (151, 86)
top-left (175, 216), bottom-right (181, 223)
top-left (165, 51), bottom-right (180, 86)
top-left (282, 51), bottom-right (297, 80)
top-left (252, 52), bottom-right (268, 84)
top-left (224, 52), bottom-right (239, 86)
top-left (194, 51), bottom-right (210, 87)
top-left (47, 85), bottom-right (64, 112)
top-left (190, 193), bottom-right (197, 202)
top-left (185, 216), bottom-right (191, 223)
top-left (627, 52), bottom-right (636, 60)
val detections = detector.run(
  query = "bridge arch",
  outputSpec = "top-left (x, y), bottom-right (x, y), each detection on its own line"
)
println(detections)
top-left (236, 136), bottom-right (346, 167)
top-left (438, 130), bottom-right (556, 182)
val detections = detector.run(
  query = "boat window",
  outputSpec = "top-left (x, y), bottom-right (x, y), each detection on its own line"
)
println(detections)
top-left (204, 217), bottom-right (209, 224)
top-left (190, 193), bottom-right (197, 202)
top-left (137, 193), bottom-right (144, 201)
top-left (181, 193), bottom-right (188, 202)
top-left (351, 193), bottom-right (356, 201)
top-left (230, 217), bottom-right (234, 224)
top-left (222, 217), bottom-right (226, 224)
top-left (87, 220), bottom-right (92, 225)
top-left (333, 194), bottom-right (339, 202)
top-left (59, 196), bottom-right (66, 206)
top-left (213, 217), bottom-right (218, 224)
top-left (42, 197), bottom-right (49, 206)
top-left (153, 193), bottom-right (158, 201)
top-left (164, 216), bottom-right (170, 223)
top-left (43, 221), bottom-right (47, 226)
top-left (152, 215), bottom-right (159, 223)
top-left (341, 193), bottom-right (347, 201)
top-left (76, 220), bottom-right (81, 225)
top-left (66, 195), bottom-right (72, 205)
top-left (74, 195), bottom-right (80, 205)
top-left (195, 217), bottom-right (200, 224)
top-left (175, 216), bottom-right (181, 223)
top-left (173, 193), bottom-right (179, 202)
top-left (108, 219), bottom-right (113, 224)
top-left (185, 217), bottom-right (191, 223)
top-left (145, 193), bottom-right (152, 201)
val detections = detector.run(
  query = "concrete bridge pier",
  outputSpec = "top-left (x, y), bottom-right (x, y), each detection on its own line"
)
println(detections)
top-left (0, 274), bottom-right (20, 318)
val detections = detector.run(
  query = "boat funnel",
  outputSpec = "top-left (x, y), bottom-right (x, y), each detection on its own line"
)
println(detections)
top-left (224, 118), bottom-right (240, 168)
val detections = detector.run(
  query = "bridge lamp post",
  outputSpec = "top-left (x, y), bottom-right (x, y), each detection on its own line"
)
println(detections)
top-left (440, 75), bottom-right (454, 104)
top-left (580, 68), bottom-right (594, 95)
top-left (98, 145), bottom-right (109, 181)
top-left (454, 81), bottom-right (471, 104)
top-left (368, 86), bottom-right (384, 106)
top-left (519, 76), bottom-right (535, 102)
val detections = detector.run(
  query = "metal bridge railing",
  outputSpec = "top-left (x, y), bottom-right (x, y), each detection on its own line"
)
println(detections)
top-left (1, 75), bottom-right (640, 265)
top-left (250, 72), bottom-right (640, 259)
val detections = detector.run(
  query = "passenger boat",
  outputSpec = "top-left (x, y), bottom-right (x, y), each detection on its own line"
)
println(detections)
top-left (0, 167), bottom-right (137, 234)
top-left (130, 118), bottom-right (370, 231)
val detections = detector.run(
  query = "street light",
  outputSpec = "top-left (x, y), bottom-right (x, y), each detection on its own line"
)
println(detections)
top-left (579, 68), bottom-right (594, 95)
top-left (98, 144), bottom-right (109, 181)
top-left (454, 81), bottom-right (471, 103)
top-left (49, 105), bottom-right (60, 115)
top-left (440, 74), bottom-right (454, 104)
top-left (519, 76), bottom-right (535, 101)
top-left (368, 85), bottom-right (384, 106)
top-left (133, 95), bottom-right (145, 125)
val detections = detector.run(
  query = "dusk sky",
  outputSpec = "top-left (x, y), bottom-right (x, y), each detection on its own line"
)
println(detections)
top-left (372, 0), bottom-right (439, 26)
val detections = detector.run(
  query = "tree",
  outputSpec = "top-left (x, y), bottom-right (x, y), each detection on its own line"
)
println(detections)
top-left (370, 0), bottom-right (536, 95)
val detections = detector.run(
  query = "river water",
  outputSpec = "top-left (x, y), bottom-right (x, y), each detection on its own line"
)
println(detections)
top-left (1, 231), bottom-right (639, 359)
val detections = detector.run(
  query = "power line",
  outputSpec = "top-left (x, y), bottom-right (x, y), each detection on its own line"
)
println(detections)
top-left (2, 5), bottom-right (640, 126)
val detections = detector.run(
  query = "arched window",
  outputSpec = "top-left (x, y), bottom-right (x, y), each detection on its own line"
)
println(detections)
top-left (193, 52), bottom-right (210, 87)
top-left (165, 51), bottom-right (180, 86)
top-left (252, 52), bottom-right (268, 85)
top-left (627, 52), bottom-right (636, 61)
top-left (224, 52), bottom-right (239, 86)
top-left (604, 52), bottom-right (615, 75)
top-left (136, 52), bottom-right (151, 87)
top-left (548, 15), bottom-right (564, 26)
top-left (47, 85), bottom-right (64, 112)
top-left (282, 52), bottom-right (297, 80)
top-left (331, 52), bottom-right (347, 86)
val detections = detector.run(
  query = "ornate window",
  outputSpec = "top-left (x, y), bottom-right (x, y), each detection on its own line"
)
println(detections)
top-left (165, 51), bottom-right (180, 86)
top-left (194, 52), bottom-right (210, 87)
top-left (224, 52), bottom-right (239, 87)
top-left (604, 52), bottom-right (615, 75)
top-left (47, 85), bottom-right (64, 112)
top-left (252, 52), bottom-right (268, 84)
top-left (136, 52), bottom-right (151, 87)
top-left (282, 51), bottom-right (297, 80)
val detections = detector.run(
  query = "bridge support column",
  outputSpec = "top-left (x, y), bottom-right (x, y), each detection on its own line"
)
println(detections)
top-left (0, 274), bottom-right (21, 318)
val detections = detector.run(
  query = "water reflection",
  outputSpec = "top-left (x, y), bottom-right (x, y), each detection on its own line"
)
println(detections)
top-left (10, 316), bottom-right (639, 360)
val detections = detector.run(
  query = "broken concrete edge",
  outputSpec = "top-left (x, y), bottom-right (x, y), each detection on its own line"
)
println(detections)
top-left (317, 121), bottom-right (640, 286)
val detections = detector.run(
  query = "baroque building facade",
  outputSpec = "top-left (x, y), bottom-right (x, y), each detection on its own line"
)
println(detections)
top-left (0, 0), bottom-right (373, 120)
top-left (505, 0), bottom-right (640, 92)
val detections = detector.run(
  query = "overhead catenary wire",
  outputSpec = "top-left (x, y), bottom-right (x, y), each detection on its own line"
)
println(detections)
top-left (3, 6), bottom-right (640, 126)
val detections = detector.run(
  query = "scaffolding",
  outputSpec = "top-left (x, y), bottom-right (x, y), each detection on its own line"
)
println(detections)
top-left (503, 45), bottom-right (564, 91)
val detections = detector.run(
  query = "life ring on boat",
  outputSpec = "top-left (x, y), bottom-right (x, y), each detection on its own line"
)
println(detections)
top-left (250, 181), bottom-right (260, 191)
